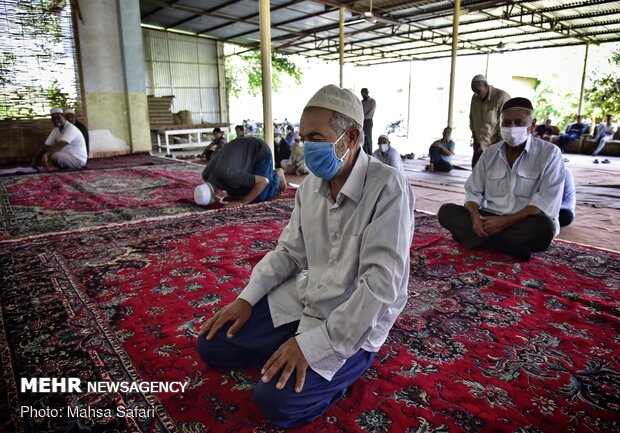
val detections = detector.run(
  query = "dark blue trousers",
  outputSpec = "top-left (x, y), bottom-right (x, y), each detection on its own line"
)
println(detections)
top-left (196, 297), bottom-right (376, 428)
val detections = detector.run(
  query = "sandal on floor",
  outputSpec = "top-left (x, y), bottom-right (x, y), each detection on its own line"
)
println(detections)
top-left (593, 159), bottom-right (599, 164)
top-left (602, 159), bottom-right (610, 164)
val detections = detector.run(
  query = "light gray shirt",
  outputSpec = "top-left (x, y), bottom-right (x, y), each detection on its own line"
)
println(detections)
top-left (372, 146), bottom-right (403, 171)
top-left (464, 134), bottom-right (565, 236)
top-left (239, 151), bottom-right (415, 380)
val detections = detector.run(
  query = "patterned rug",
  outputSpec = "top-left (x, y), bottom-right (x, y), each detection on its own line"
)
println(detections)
top-left (0, 202), bottom-right (618, 433)
top-left (0, 162), bottom-right (294, 240)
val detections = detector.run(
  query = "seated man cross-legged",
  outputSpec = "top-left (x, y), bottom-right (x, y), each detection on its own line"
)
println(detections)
top-left (196, 85), bottom-right (415, 428)
top-left (438, 97), bottom-right (565, 261)
top-left (32, 108), bottom-right (88, 171)
top-left (426, 127), bottom-right (455, 172)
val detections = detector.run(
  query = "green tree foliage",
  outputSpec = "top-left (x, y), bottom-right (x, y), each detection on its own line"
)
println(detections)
top-left (584, 50), bottom-right (620, 123)
top-left (532, 79), bottom-right (578, 130)
top-left (225, 50), bottom-right (303, 98)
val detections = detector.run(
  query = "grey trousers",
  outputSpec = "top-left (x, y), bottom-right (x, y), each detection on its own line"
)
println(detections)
top-left (437, 203), bottom-right (555, 254)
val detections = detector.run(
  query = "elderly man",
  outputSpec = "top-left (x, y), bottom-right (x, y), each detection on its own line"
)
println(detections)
top-left (32, 108), bottom-right (88, 171)
top-left (196, 85), bottom-right (415, 427)
top-left (64, 108), bottom-right (89, 154)
top-left (372, 134), bottom-right (403, 170)
top-left (426, 127), bottom-right (455, 172)
top-left (360, 87), bottom-right (376, 155)
top-left (281, 134), bottom-right (309, 175)
top-left (197, 136), bottom-right (287, 206)
top-left (469, 74), bottom-right (511, 168)
top-left (438, 97), bottom-right (564, 261)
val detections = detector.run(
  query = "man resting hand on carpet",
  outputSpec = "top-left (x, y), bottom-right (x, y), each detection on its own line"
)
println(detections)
top-left (198, 136), bottom-right (287, 206)
top-left (31, 108), bottom-right (88, 171)
top-left (196, 85), bottom-right (415, 428)
top-left (438, 97), bottom-right (565, 261)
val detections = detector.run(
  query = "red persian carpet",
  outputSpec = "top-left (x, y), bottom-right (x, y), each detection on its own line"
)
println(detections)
top-left (0, 162), bottom-right (294, 240)
top-left (0, 201), bottom-right (618, 433)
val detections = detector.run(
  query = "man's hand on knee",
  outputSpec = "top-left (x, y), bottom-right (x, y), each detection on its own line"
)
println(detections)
top-left (199, 298), bottom-right (252, 340)
top-left (261, 337), bottom-right (308, 393)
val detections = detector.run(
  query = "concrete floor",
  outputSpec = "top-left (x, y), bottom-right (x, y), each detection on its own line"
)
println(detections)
top-left (158, 148), bottom-right (620, 252)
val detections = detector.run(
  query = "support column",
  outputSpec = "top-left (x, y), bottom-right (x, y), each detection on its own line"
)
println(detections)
top-left (259, 0), bottom-right (274, 155)
top-left (578, 42), bottom-right (590, 115)
top-left (339, 7), bottom-right (345, 87)
top-left (76, 0), bottom-right (150, 156)
top-left (447, 0), bottom-right (461, 128)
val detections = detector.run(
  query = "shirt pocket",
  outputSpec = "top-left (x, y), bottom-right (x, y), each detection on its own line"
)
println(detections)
top-left (486, 168), bottom-right (508, 199)
top-left (515, 169), bottom-right (540, 199)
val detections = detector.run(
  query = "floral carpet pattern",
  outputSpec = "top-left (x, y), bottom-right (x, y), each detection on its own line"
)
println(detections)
top-left (0, 162), bottom-right (206, 239)
top-left (0, 201), bottom-right (618, 433)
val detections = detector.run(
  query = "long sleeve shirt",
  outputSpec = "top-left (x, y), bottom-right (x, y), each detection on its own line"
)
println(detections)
top-left (469, 85), bottom-right (511, 150)
top-left (362, 97), bottom-right (376, 120)
top-left (561, 168), bottom-right (576, 215)
top-left (238, 151), bottom-right (415, 380)
top-left (372, 146), bottom-right (403, 170)
top-left (464, 135), bottom-right (565, 236)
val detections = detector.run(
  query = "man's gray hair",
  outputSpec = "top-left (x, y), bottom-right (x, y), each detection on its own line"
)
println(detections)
top-left (330, 111), bottom-right (364, 147)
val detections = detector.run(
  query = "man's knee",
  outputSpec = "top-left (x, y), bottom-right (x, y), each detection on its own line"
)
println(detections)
top-left (252, 379), bottom-right (333, 429)
top-left (437, 203), bottom-right (464, 229)
top-left (195, 334), bottom-right (247, 369)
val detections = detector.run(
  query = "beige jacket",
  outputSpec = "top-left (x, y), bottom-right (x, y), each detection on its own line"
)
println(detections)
top-left (469, 85), bottom-right (511, 150)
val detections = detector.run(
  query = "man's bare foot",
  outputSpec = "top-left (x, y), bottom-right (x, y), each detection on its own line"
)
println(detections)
top-left (276, 168), bottom-right (288, 194)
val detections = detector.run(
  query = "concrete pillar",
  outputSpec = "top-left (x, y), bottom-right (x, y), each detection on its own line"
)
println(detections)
top-left (259, 0), bottom-right (274, 154)
top-left (76, 0), bottom-right (151, 155)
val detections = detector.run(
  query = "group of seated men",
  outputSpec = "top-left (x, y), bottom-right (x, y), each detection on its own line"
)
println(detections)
top-left (193, 87), bottom-right (578, 430)
top-left (542, 114), bottom-right (616, 160)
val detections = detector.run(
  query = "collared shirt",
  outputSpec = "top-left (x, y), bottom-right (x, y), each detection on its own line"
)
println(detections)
top-left (562, 167), bottom-right (576, 214)
top-left (239, 151), bottom-right (415, 380)
top-left (44, 121), bottom-right (88, 164)
top-left (372, 146), bottom-right (403, 170)
top-left (362, 97), bottom-right (376, 120)
top-left (469, 85), bottom-right (511, 150)
top-left (464, 135), bottom-right (565, 236)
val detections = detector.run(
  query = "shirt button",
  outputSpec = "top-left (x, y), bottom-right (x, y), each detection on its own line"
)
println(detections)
top-left (332, 234), bottom-right (338, 240)
top-left (329, 260), bottom-right (335, 266)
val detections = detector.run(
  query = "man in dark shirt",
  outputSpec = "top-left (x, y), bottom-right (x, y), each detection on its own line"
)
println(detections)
top-left (201, 127), bottom-right (228, 161)
top-left (64, 109), bottom-right (89, 154)
top-left (201, 137), bottom-right (287, 205)
top-left (534, 118), bottom-right (554, 141)
top-left (558, 115), bottom-right (588, 151)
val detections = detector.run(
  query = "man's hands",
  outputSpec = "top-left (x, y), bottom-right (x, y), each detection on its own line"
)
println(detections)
top-left (261, 337), bottom-right (308, 393)
top-left (198, 298), bottom-right (252, 340)
top-left (480, 215), bottom-right (511, 236)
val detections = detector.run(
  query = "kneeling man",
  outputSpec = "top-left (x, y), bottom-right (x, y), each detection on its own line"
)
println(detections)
top-left (199, 136), bottom-right (287, 206)
top-left (438, 97), bottom-right (564, 261)
top-left (196, 85), bottom-right (415, 427)
top-left (32, 108), bottom-right (88, 170)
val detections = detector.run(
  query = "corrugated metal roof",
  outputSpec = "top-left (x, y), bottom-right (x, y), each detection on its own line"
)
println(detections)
top-left (140, 0), bottom-right (620, 65)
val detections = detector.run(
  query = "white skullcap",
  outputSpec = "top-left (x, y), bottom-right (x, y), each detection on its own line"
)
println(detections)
top-left (472, 74), bottom-right (486, 82)
top-left (378, 134), bottom-right (389, 142)
top-left (305, 85), bottom-right (364, 127)
top-left (274, 127), bottom-right (282, 135)
top-left (64, 108), bottom-right (75, 115)
top-left (194, 183), bottom-right (215, 206)
top-left (50, 108), bottom-right (63, 114)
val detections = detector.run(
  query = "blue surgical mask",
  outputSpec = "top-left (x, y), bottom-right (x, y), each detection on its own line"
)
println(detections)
top-left (303, 130), bottom-right (349, 180)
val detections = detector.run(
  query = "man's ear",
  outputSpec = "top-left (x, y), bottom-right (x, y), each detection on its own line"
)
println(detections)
top-left (346, 128), bottom-right (361, 148)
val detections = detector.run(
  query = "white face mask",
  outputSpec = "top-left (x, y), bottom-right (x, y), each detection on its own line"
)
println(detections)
top-left (501, 126), bottom-right (529, 147)
top-left (379, 144), bottom-right (389, 153)
top-left (274, 136), bottom-right (282, 144)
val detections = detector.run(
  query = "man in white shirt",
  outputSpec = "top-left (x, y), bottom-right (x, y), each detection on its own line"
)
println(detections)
top-left (372, 134), bottom-right (403, 170)
top-left (438, 97), bottom-right (564, 261)
top-left (32, 108), bottom-right (88, 170)
top-left (197, 85), bottom-right (415, 428)
top-left (592, 114), bottom-right (616, 158)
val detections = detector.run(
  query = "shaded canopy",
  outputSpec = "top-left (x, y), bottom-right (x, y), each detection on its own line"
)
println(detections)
top-left (140, 0), bottom-right (620, 65)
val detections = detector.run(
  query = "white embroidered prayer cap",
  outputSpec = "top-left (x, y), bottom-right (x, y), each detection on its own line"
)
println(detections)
top-left (304, 85), bottom-right (364, 127)
top-left (50, 108), bottom-right (63, 114)
top-left (194, 182), bottom-right (215, 205)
